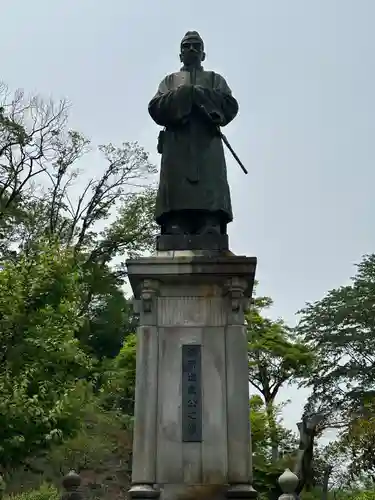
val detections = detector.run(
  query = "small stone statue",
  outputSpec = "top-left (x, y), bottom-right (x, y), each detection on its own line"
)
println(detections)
top-left (293, 414), bottom-right (324, 496)
top-left (149, 31), bottom-right (239, 238)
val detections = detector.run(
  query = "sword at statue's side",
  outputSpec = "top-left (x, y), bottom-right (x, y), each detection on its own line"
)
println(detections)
top-left (197, 104), bottom-right (248, 175)
top-left (219, 130), bottom-right (248, 175)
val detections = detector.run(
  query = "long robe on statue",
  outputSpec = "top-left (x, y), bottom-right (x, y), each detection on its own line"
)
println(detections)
top-left (148, 68), bottom-right (239, 226)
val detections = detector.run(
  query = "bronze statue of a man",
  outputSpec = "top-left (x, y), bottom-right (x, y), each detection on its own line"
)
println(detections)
top-left (149, 31), bottom-right (239, 236)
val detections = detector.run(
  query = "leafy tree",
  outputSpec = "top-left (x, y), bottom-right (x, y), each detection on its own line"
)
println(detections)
top-left (45, 402), bottom-right (132, 477)
top-left (250, 395), bottom-right (270, 456)
top-left (336, 405), bottom-right (375, 480)
top-left (250, 394), bottom-right (298, 499)
top-left (0, 81), bottom-right (157, 266)
top-left (80, 290), bottom-right (135, 360)
top-left (0, 242), bottom-right (93, 471)
top-left (100, 333), bottom-right (137, 417)
top-left (0, 82), bottom-right (158, 361)
top-left (247, 292), bottom-right (313, 462)
top-left (297, 254), bottom-right (375, 477)
top-left (75, 187), bottom-right (156, 359)
top-left (0, 82), bottom-right (157, 260)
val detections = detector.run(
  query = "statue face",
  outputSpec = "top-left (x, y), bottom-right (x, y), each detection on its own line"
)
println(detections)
top-left (180, 37), bottom-right (205, 67)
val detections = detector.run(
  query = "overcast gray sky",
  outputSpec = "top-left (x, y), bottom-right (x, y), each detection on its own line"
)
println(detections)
top-left (2, 0), bottom-right (374, 434)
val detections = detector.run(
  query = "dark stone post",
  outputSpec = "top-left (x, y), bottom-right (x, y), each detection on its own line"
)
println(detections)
top-left (293, 413), bottom-right (324, 496)
top-left (62, 471), bottom-right (83, 500)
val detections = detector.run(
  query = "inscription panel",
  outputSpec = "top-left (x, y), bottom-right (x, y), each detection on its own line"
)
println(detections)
top-left (182, 344), bottom-right (202, 442)
top-left (157, 297), bottom-right (226, 326)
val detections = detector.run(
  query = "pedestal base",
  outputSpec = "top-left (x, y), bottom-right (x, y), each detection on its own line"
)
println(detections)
top-left (128, 485), bottom-right (160, 500)
top-left (160, 484), bottom-right (227, 500)
top-left (127, 252), bottom-right (257, 497)
top-left (226, 484), bottom-right (258, 499)
top-left (160, 483), bottom-right (258, 500)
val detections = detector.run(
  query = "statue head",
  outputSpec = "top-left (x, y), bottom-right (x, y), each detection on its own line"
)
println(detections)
top-left (179, 31), bottom-right (205, 68)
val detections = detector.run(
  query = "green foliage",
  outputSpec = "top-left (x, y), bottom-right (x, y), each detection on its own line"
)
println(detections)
top-left (81, 291), bottom-right (135, 360)
top-left (0, 83), bottom-right (157, 263)
top-left (77, 263), bottom-right (137, 360)
top-left (0, 475), bottom-right (5, 498)
top-left (0, 83), bottom-right (158, 358)
top-left (100, 334), bottom-right (137, 417)
top-left (251, 396), bottom-right (297, 458)
top-left (4, 483), bottom-right (59, 500)
top-left (250, 395), bottom-right (270, 455)
top-left (3, 404), bottom-right (133, 497)
top-left (342, 490), bottom-right (375, 500)
top-left (298, 254), bottom-right (375, 416)
top-left (47, 403), bottom-right (132, 473)
top-left (247, 289), bottom-right (312, 464)
top-left (0, 242), bottom-right (93, 469)
top-left (74, 189), bottom-right (156, 361)
top-left (250, 395), bottom-right (298, 496)
top-left (100, 187), bottom-right (158, 261)
top-left (353, 492), bottom-right (375, 500)
top-left (248, 293), bottom-right (313, 404)
top-left (297, 254), bottom-right (375, 476)
top-left (337, 407), bottom-right (375, 479)
top-left (0, 83), bottom-right (160, 472)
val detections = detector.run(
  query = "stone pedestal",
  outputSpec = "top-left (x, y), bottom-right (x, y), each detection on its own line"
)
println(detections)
top-left (127, 252), bottom-right (257, 500)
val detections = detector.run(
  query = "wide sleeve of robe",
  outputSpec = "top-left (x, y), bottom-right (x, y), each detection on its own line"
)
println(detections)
top-left (148, 74), bottom-right (193, 127)
top-left (194, 73), bottom-right (239, 127)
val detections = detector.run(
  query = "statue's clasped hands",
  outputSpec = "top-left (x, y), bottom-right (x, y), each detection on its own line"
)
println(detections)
top-left (176, 84), bottom-right (223, 125)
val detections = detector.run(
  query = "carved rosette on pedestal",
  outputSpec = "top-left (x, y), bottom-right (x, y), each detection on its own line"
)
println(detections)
top-left (140, 279), bottom-right (160, 314)
top-left (225, 277), bottom-right (250, 315)
top-left (127, 255), bottom-right (257, 500)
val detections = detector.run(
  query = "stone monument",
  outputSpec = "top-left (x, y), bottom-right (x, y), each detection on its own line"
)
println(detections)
top-left (127, 31), bottom-right (257, 500)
